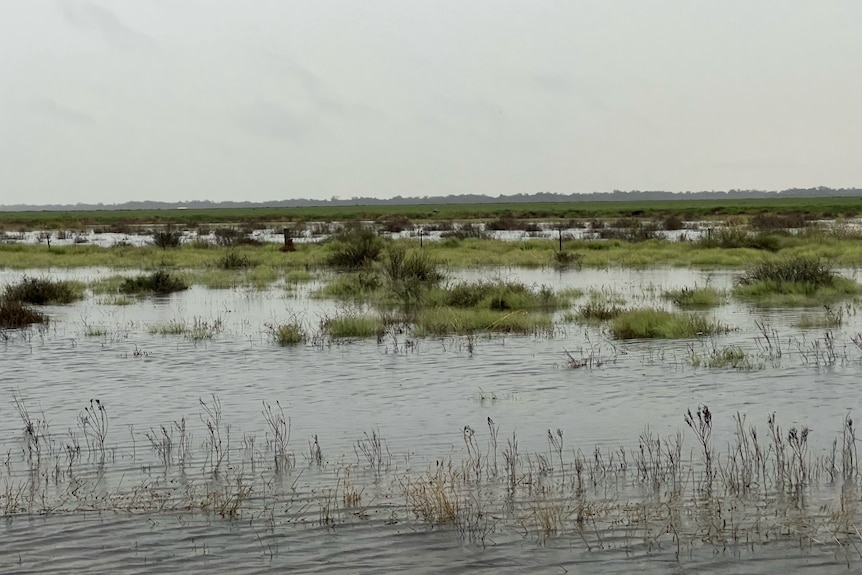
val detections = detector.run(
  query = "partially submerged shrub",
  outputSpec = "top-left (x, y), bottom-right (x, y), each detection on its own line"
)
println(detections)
top-left (0, 299), bottom-right (47, 328)
top-left (120, 270), bottom-right (189, 295)
top-left (440, 223), bottom-right (488, 240)
top-left (698, 228), bottom-right (781, 251)
top-left (3, 276), bottom-right (84, 305)
top-left (327, 227), bottom-right (383, 269)
top-left (611, 308), bottom-right (727, 339)
top-left (736, 256), bottom-right (837, 287)
top-left (213, 227), bottom-right (244, 247)
top-left (750, 212), bottom-right (810, 230)
top-left (429, 280), bottom-right (569, 311)
top-left (378, 215), bottom-right (413, 233)
top-left (553, 250), bottom-right (583, 269)
top-left (152, 226), bottom-right (182, 249)
top-left (733, 257), bottom-right (861, 306)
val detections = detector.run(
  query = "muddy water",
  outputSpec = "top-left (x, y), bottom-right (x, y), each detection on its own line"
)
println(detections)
top-left (1, 266), bottom-right (862, 573)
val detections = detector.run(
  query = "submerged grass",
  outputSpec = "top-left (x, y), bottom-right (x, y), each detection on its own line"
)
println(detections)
top-left (414, 308), bottom-right (553, 336)
top-left (662, 286), bottom-right (724, 309)
top-left (611, 308), bottom-right (728, 339)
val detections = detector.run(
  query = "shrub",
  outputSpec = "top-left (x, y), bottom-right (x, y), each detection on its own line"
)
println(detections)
top-left (378, 215), bottom-right (413, 233)
top-left (120, 270), bottom-right (189, 295)
top-left (553, 250), bottom-right (583, 269)
top-left (663, 215), bottom-right (684, 231)
top-left (152, 226), bottom-right (182, 249)
top-left (0, 299), bottom-right (48, 328)
top-left (440, 223), bottom-right (488, 240)
top-left (218, 250), bottom-right (253, 269)
top-left (611, 309), bottom-right (727, 339)
top-left (736, 256), bottom-right (837, 287)
top-left (327, 227), bottom-right (383, 269)
top-left (3, 276), bottom-right (84, 304)
top-left (697, 228), bottom-right (781, 251)
top-left (213, 227), bottom-right (245, 247)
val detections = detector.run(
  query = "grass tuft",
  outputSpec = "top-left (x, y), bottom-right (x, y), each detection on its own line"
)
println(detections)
top-left (662, 286), bottom-right (724, 309)
top-left (611, 308), bottom-right (728, 339)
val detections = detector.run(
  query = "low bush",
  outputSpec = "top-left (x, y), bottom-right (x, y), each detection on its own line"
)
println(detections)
top-left (327, 227), bottom-right (383, 269)
top-left (218, 250), bottom-right (253, 269)
top-left (0, 299), bottom-right (47, 327)
top-left (152, 226), bottom-right (183, 249)
top-left (3, 276), bottom-right (84, 304)
top-left (120, 270), bottom-right (189, 295)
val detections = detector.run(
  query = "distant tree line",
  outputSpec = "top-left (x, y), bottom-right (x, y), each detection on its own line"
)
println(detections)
top-left (2, 186), bottom-right (860, 212)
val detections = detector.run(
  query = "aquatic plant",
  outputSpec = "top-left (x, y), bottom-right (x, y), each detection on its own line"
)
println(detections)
top-left (734, 257), bottom-right (861, 306)
top-left (2, 275), bottom-right (84, 305)
top-left (120, 269), bottom-right (189, 295)
top-left (662, 286), bottom-right (723, 309)
top-left (267, 322), bottom-right (305, 346)
top-left (217, 249), bottom-right (253, 269)
top-left (152, 225), bottom-right (183, 249)
top-left (610, 308), bottom-right (727, 339)
top-left (0, 299), bottom-right (47, 328)
top-left (326, 226), bottom-right (383, 269)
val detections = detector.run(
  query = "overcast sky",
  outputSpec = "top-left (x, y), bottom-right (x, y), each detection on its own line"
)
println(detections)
top-left (2, 1), bottom-right (861, 205)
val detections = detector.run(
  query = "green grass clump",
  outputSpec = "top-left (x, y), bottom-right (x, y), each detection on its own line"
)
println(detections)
top-left (662, 286), bottom-right (724, 309)
top-left (575, 300), bottom-right (625, 322)
top-left (218, 250), bottom-right (253, 269)
top-left (733, 257), bottom-right (861, 306)
top-left (428, 280), bottom-right (571, 311)
top-left (272, 323), bottom-right (305, 345)
top-left (326, 227), bottom-right (383, 269)
top-left (323, 315), bottom-right (384, 339)
top-left (148, 319), bottom-right (188, 336)
top-left (414, 308), bottom-right (552, 336)
top-left (3, 276), bottom-right (84, 304)
top-left (285, 270), bottom-right (313, 283)
top-left (610, 308), bottom-right (727, 339)
top-left (120, 270), bottom-right (189, 295)
top-left (689, 345), bottom-right (758, 370)
top-left (0, 299), bottom-right (48, 327)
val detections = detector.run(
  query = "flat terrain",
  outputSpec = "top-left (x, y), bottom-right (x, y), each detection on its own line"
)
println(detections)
top-left (2, 196), bottom-right (861, 228)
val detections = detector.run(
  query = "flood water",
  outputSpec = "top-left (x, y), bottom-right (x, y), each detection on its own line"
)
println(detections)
top-left (2, 266), bottom-right (862, 573)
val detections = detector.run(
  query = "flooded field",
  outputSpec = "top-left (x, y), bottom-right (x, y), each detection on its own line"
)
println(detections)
top-left (2, 266), bottom-right (862, 573)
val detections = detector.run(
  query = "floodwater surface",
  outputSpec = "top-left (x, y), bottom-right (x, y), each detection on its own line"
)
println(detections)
top-left (1, 266), bottom-right (862, 573)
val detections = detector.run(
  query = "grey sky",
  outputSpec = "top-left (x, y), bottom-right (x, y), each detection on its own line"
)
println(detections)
top-left (2, 1), bottom-right (861, 205)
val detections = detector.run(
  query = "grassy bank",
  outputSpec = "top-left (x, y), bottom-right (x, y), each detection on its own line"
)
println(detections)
top-left (7, 232), bottom-right (862, 271)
